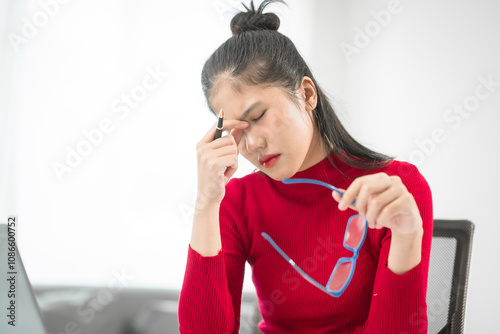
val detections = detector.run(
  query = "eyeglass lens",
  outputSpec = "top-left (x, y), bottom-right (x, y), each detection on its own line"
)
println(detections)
top-left (328, 261), bottom-right (352, 291)
top-left (345, 215), bottom-right (366, 249)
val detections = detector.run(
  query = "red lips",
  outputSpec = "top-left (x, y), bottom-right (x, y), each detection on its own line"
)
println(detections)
top-left (259, 154), bottom-right (280, 164)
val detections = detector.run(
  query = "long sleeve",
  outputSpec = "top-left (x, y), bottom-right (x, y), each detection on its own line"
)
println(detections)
top-left (364, 162), bottom-right (433, 333)
top-left (178, 178), bottom-right (249, 334)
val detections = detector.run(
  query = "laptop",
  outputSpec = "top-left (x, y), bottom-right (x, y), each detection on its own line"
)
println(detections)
top-left (0, 220), bottom-right (48, 334)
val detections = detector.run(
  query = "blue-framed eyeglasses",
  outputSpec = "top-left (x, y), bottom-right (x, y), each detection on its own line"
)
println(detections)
top-left (261, 178), bottom-right (368, 297)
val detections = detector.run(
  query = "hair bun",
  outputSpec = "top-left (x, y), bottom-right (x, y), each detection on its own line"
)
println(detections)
top-left (230, 0), bottom-right (286, 35)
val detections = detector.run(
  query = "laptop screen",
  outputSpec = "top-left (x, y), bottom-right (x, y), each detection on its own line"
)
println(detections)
top-left (0, 221), bottom-right (48, 334)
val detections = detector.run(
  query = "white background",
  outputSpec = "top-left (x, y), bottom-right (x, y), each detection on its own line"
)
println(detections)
top-left (0, 0), bottom-right (498, 332)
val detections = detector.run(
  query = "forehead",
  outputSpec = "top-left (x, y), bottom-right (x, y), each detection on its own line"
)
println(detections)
top-left (210, 81), bottom-right (285, 120)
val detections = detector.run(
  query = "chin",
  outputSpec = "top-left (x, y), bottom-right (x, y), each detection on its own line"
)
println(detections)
top-left (267, 170), bottom-right (295, 182)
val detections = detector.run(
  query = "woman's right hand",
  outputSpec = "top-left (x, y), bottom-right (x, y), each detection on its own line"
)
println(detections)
top-left (195, 118), bottom-right (249, 209)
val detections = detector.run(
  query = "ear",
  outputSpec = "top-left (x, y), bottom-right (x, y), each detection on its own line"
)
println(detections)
top-left (300, 76), bottom-right (317, 112)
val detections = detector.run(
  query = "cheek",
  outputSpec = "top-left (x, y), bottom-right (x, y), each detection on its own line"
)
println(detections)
top-left (269, 111), bottom-right (293, 136)
top-left (275, 109), bottom-right (310, 137)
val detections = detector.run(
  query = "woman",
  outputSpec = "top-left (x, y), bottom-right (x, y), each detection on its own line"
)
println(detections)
top-left (179, 1), bottom-right (432, 333)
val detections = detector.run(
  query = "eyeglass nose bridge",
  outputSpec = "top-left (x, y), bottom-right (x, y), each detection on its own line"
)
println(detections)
top-left (346, 248), bottom-right (360, 261)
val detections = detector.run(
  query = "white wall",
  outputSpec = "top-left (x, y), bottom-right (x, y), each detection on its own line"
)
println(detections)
top-left (0, 0), bottom-right (314, 295)
top-left (313, 0), bottom-right (500, 332)
top-left (1, 0), bottom-right (498, 332)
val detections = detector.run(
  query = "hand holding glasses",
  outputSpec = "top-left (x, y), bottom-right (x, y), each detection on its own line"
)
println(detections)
top-left (261, 178), bottom-right (368, 297)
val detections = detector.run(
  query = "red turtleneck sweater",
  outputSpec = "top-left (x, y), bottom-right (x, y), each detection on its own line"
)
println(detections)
top-left (178, 152), bottom-right (433, 333)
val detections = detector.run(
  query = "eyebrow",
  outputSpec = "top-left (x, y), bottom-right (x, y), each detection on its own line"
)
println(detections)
top-left (238, 101), bottom-right (263, 121)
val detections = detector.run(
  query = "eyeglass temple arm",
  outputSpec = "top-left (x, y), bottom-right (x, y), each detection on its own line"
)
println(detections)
top-left (282, 178), bottom-right (356, 206)
top-left (261, 232), bottom-right (333, 295)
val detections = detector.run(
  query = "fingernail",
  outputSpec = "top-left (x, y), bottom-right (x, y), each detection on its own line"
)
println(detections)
top-left (338, 201), bottom-right (346, 210)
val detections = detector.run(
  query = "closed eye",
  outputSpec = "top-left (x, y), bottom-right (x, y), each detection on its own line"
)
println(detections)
top-left (252, 110), bottom-right (266, 123)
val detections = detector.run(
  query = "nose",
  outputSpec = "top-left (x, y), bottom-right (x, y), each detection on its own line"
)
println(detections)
top-left (243, 129), bottom-right (264, 153)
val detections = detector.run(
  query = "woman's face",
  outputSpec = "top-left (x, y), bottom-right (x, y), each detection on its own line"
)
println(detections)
top-left (210, 76), bottom-right (328, 181)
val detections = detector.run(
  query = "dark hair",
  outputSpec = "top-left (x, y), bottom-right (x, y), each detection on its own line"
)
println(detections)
top-left (201, 0), bottom-right (394, 178)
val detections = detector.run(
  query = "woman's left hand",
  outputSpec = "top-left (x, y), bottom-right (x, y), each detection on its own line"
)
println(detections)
top-left (331, 172), bottom-right (423, 237)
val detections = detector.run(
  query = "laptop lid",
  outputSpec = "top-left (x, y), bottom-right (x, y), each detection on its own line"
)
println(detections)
top-left (0, 221), bottom-right (48, 334)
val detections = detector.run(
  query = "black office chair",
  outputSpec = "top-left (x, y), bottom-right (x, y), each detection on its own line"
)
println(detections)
top-left (427, 219), bottom-right (474, 334)
top-left (246, 219), bottom-right (475, 334)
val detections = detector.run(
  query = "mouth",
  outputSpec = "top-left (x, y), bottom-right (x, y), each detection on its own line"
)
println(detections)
top-left (259, 154), bottom-right (281, 168)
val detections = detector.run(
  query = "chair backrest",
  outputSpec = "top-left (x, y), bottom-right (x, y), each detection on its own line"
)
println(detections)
top-left (427, 219), bottom-right (475, 334)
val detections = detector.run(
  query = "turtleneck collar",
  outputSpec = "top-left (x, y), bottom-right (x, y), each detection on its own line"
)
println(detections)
top-left (262, 150), bottom-right (363, 194)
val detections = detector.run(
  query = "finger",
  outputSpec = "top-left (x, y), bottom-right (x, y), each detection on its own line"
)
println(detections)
top-left (200, 123), bottom-right (248, 153)
top-left (354, 174), bottom-right (392, 216)
top-left (376, 193), bottom-right (419, 233)
top-left (365, 185), bottom-right (400, 229)
top-left (223, 154), bottom-right (239, 182)
top-left (331, 190), bottom-right (342, 203)
top-left (199, 119), bottom-right (249, 145)
top-left (332, 188), bottom-right (356, 211)
top-left (331, 187), bottom-right (345, 201)
top-left (331, 187), bottom-right (356, 211)
top-left (339, 173), bottom-right (391, 212)
top-left (230, 126), bottom-right (248, 155)
top-left (222, 120), bottom-right (248, 134)
top-left (213, 143), bottom-right (238, 158)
